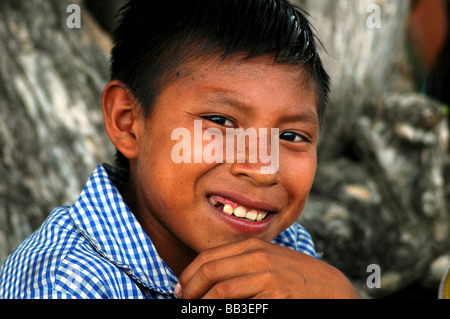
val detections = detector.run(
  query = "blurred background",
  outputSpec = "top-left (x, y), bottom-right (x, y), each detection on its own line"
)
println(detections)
top-left (0, 0), bottom-right (448, 299)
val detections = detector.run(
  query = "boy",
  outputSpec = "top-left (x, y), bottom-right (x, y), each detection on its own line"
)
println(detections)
top-left (0, 0), bottom-right (358, 298)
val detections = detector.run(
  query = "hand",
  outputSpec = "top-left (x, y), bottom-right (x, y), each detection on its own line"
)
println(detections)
top-left (175, 238), bottom-right (359, 299)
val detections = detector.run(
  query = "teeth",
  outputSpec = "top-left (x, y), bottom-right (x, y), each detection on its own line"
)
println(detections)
top-left (234, 206), bottom-right (247, 218)
top-left (223, 204), bottom-right (234, 215)
top-left (257, 212), bottom-right (266, 221)
top-left (246, 210), bottom-right (258, 221)
top-left (211, 197), bottom-right (269, 222)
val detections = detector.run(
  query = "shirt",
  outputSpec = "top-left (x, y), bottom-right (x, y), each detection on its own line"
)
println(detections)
top-left (0, 164), bottom-right (317, 299)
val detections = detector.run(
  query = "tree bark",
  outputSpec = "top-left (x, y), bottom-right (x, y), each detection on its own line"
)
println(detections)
top-left (294, 0), bottom-right (413, 159)
top-left (292, 0), bottom-right (450, 297)
top-left (0, 0), bottom-right (114, 264)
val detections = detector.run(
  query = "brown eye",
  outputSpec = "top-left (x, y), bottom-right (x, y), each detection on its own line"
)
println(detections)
top-left (202, 115), bottom-right (235, 128)
top-left (280, 131), bottom-right (310, 143)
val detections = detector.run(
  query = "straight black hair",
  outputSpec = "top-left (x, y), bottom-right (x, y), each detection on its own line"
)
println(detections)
top-left (110, 0), bottom-right (330, 170)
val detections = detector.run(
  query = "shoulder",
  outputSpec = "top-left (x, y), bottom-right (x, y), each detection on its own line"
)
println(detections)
top-left (272, 222), bottom-right (318, 258)
top-left (0, 206), bottom-right (117, 299)
top-left (50, 245), bottom-right (130, 299)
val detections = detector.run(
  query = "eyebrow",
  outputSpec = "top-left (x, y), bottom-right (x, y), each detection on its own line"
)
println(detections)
top-left (203, 91), bottom-right (319, 126)
top-left (278, 108), bottom-right (319, 126)
top-left (203, 92), bottom-right (252, 113)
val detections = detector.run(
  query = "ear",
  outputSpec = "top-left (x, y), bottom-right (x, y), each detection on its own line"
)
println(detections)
top-left (101, 80), bottom-right (140, 160)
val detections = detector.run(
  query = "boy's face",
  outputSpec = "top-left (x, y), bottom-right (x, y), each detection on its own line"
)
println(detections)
top-left (127, 55), bottom-right (318, 268)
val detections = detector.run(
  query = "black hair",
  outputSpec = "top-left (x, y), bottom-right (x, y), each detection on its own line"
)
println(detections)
top-left (110, 0), bottom-right (330, 171)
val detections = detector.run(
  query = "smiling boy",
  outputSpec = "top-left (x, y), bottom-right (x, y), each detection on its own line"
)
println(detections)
top-left (0, 0), bottom-right (358, 298)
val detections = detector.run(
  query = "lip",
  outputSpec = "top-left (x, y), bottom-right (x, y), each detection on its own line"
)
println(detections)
top-left (206, 191), bottom-right (279, 235)
top-left (207, 190), bottom-right (280, 213)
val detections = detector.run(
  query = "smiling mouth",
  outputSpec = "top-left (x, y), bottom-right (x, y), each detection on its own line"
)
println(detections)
top-left (208, 195), bottom-right (270, 222)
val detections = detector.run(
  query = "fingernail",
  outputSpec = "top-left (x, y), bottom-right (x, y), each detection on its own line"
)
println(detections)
top-left (174, 282), bottom-right (182, 298)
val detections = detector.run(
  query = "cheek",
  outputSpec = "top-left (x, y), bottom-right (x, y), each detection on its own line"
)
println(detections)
top-left (278, 156), bottom-right (316, 230)
top-left (139, 118), bottom-right (215, 196)
top-left (136, 128), bottom-right (180, 209)
top-left (139, 141), bottom-right (208, 213)
top-left (281, 153), bottom-right (317, 204)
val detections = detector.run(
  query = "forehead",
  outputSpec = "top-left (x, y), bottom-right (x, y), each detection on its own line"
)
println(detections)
top-left (181, 54), bottom-right (309, 79)
top-left (174, 54), bottom-right (318, 101)
top-left (151, 54), bottom-right (319, 129)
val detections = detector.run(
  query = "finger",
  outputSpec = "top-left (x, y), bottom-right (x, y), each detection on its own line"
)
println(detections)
top-left (181, 253), bottom-right (256, 299)
top-left (201, 272), bottom-right (265, 299)
top-left (179, 238), bottom-right (264, 289)
top-left (178, 238), bottom-right (269, 298)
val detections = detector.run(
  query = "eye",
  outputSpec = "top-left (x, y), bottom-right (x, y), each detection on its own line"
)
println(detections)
top-left (279, 131), bottom-right (311, 144)
top-left (202, 115), bottom-right (235, 128)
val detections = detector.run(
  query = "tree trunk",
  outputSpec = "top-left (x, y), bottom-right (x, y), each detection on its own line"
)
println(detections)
top-left (292, 0), bottom-right (450, 298)
top-left (294, 0), bottom-right (413, 159)
top-left (0, 0), bottom-right (114, 264)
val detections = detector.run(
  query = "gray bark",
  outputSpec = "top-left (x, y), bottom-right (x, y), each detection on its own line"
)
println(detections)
top-left (296, 0), bottom-right (413, 159)
top-left (0, 0), bottom-right (114, 264)
top-left (292, 0), bottom-right (450, 297)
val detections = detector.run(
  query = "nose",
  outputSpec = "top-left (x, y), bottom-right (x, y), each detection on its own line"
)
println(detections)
top-left (230, 162), bottom-right (277, 186)
top-left (228, 127), bottom-right (279, 186)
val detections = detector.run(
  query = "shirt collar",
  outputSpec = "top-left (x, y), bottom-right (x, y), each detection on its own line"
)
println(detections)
top-left (69, 163), bottom-right (178, 295)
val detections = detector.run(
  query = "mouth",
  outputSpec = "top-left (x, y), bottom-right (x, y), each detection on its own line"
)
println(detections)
top-left (207, 195), bottom-right (272, 222)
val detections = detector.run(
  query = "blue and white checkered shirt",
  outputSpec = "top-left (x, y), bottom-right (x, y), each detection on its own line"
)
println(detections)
top-left (0, 164), bottom-right (317, 299)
